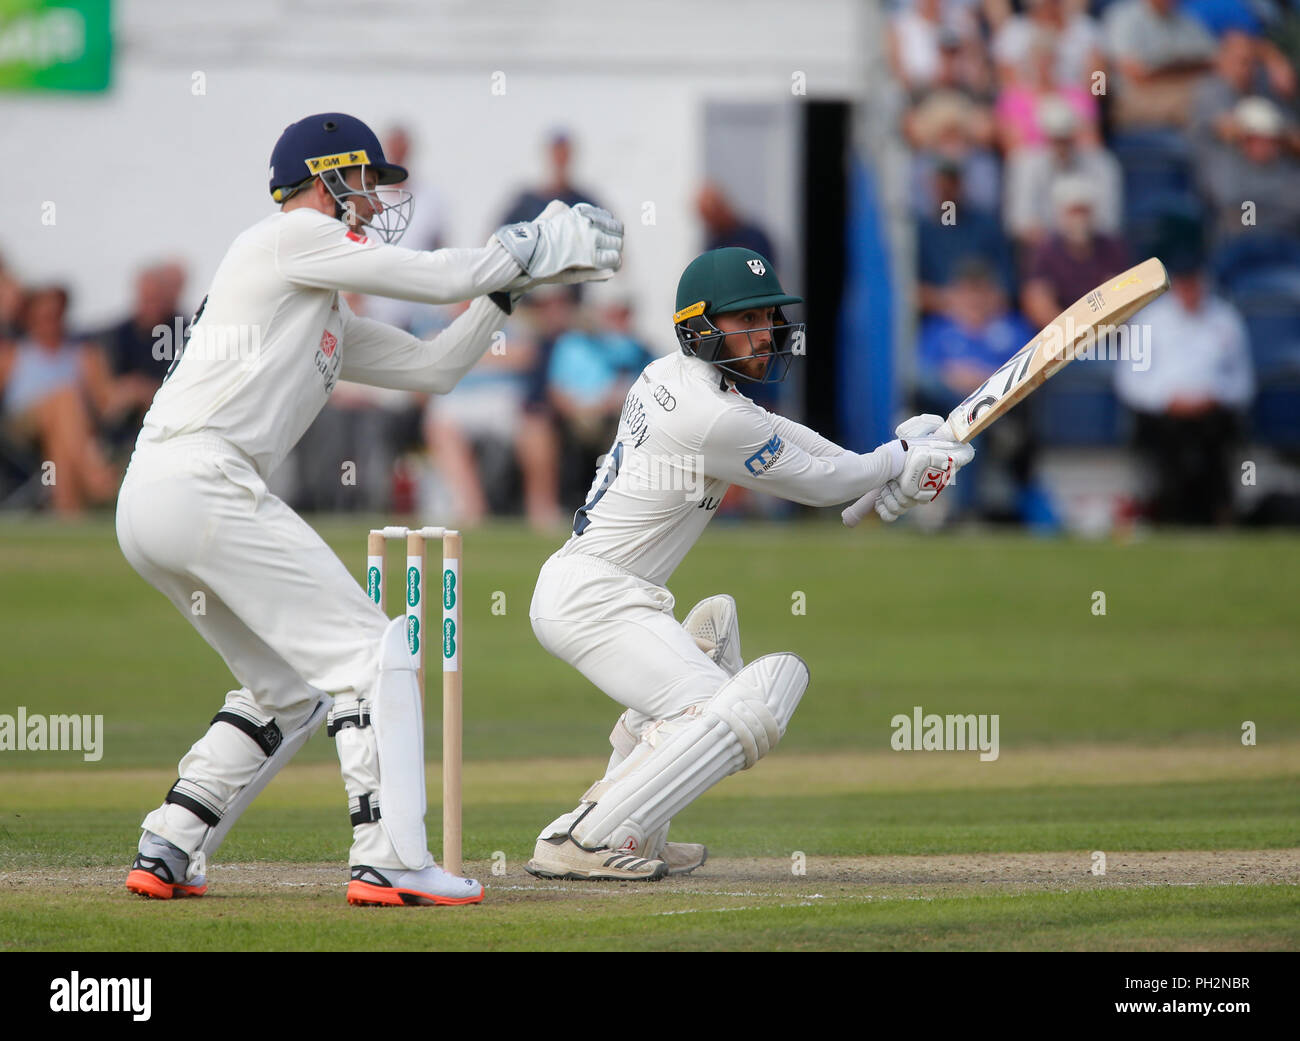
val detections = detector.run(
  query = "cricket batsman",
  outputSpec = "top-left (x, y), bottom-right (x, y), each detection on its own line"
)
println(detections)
top-left (117, 112), bottom-right (622, 905)
top-left (525, 247), bottom-right (972, 880)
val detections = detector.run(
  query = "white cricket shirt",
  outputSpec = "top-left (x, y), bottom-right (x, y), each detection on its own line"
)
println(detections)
top-left (555, 351), bottom-right (902, 586)
top-left (137, 208), bottom-right (519, 477)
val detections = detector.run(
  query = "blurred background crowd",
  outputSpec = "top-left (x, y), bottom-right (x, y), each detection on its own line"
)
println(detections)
top-left (2, 0), bottom-right (1299, 531)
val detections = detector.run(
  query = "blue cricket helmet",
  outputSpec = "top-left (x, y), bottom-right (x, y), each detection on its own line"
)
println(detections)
top-left (268, 113), bottom-right (413, 244)
top-left (269, 113), bottom-right (407, 201)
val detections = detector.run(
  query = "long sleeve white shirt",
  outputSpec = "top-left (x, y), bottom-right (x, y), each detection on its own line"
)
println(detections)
top-left (137, 208), bottom-right (519, 477)
top-left (555, 351), bottom-right (902, 586)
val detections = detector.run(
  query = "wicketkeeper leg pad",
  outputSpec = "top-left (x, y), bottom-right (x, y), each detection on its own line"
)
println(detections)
top-left (143, 690), bottom-right (332, 867)
top-left (333, 617), bottom-right (431, 870)
top-left (569, 652), bottom-right (808, 855)
top-left (372, 615), bottom-right (431, 870)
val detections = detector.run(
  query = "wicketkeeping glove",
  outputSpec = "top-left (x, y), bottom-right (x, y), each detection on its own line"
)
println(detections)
top-left (495, 200), bottom-right (624, 285)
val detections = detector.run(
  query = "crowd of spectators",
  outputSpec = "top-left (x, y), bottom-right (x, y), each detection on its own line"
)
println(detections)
top-left (0, 124), bottom-right (773, 528)
top-left (3, 3), bottom-right (1297, 529)
top-left (897, 0), bottom-right (1300, 526)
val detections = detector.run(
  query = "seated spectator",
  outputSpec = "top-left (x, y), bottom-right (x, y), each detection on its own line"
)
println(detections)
top-left (908, 91), bottom-right (1001, 217)
top-left (915, 20), bottom-right (996, 103)
top-left (1198, 96), bottom-right (1300, 243)
top-left (0, 287), bottom-right (122, 514)
top-left (917, 261), bottom-right (1036, 408)
top-left (513, 286), bottom-right (580, 529)
top-left (991, 0), bottom-right (1104, 91)
top-left (1021, 175), bottom-right (1131, 330)
top-left (97, 261), bottom-right (187, 452)
top-left (696, 183), bottom-right (777, 263)
top-left (1104, 0), bottom-right (1217, 130)
top-left (1114, 245), bottom-right (1254, 525)
top-left (1191, 30), bottom-right (1299, 168)
top-left (994, 30), bottom-right (1101, 154)
top-left (888, 0), bottom-right (983, 94)
top-left (547, 294), bottom-right (653, 505)
top-left (917, 161), bottom-right (1016, 314)
top-left (423, 303), bottom-right (539, 526)
top-left (915, 261), bottom-right (1041, 521)
top-left (1004, 97), bottom-right (1122, 250)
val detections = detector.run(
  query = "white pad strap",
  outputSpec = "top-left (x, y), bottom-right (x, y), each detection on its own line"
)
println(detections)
top-left (608, 712), bottom-right (640, 761)
top-left (373, 616), bottom-right (431, 870)
top-left (570, 653), bottom-right (808, 855)
top-left (193, 693), bottom-right (332, 862)
top-left (682, 594), bottom-right (743, 676)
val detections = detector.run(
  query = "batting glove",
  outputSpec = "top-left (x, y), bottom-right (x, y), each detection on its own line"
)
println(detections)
top-left (875, 435), bottom-right (974, 522)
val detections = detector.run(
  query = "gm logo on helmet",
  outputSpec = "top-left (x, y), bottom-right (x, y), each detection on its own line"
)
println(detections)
top-left (747, 259), bottom-right (766, 276)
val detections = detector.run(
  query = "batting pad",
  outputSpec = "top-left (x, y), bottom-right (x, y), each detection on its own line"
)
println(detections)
top-left (682, 594), bottom-right (744, 677)
top-left (570, 653), bottom-right (808, 855)
top-left (373, 616), bottom-right (431, 870)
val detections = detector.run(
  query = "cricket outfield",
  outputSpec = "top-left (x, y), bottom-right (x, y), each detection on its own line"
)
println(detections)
top-left (1, 518), bottom-right (1297, 951)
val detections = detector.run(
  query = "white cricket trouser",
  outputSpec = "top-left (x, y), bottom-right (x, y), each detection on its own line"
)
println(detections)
top-left (115, 433), bottom-right (399, 867)
top-left (530, 552), bottom-right (731, 725)
top-left (529, 552), bottom-right (732, 845)
top-left (527, 551), bottom-right (733, 722)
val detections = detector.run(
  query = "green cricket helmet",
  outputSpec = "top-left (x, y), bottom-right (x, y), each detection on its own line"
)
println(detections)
top-left (673, 247), bottom-right (805, 384)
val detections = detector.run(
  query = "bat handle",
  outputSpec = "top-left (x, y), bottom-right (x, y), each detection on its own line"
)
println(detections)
top-left (842, 488), bottom-right (879, 528)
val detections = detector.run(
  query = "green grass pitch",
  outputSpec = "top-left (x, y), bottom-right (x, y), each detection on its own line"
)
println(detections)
top-left (1, 517), bottom-right (1297, 950)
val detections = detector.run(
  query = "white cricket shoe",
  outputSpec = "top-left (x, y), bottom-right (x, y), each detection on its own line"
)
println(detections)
top-left (347, 863), bottom-right (484, 906)
top-left (126, 831), bottom-right (207, 900)
top-left (525, 836), bottom-right (667, 881)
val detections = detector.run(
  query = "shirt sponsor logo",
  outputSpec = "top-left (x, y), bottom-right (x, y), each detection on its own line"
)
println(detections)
top-left (320, 330), bottom-right (337, 357)
top-left (744, 434), bottom-right (784, 474)
top-left (652, 384), bottom-right (676, 411)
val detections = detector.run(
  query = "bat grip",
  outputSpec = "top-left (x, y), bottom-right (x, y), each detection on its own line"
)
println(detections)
top-left (841, 488), bottom-right (879, 528)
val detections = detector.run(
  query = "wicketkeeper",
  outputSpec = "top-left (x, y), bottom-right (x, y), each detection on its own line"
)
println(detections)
top-left (118, 112), bottom-right (622, 905)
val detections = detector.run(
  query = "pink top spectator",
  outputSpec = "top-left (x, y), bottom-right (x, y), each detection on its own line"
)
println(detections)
top-left (997, 86), bottom-right (1097, 150)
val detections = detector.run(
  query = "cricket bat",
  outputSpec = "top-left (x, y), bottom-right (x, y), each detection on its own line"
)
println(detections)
top-left (842, 256), bottom-right (1170, 527)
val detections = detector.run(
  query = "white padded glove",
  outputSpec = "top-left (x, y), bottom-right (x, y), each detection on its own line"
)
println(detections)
top-left (841, 414), bottom-right (954, 526)
top-left (495, 200), bottom-right (623, 285)
top-left (895, 414), bottom-right (948, 441)
top-left (874, 435), bottom-right (974, 522)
